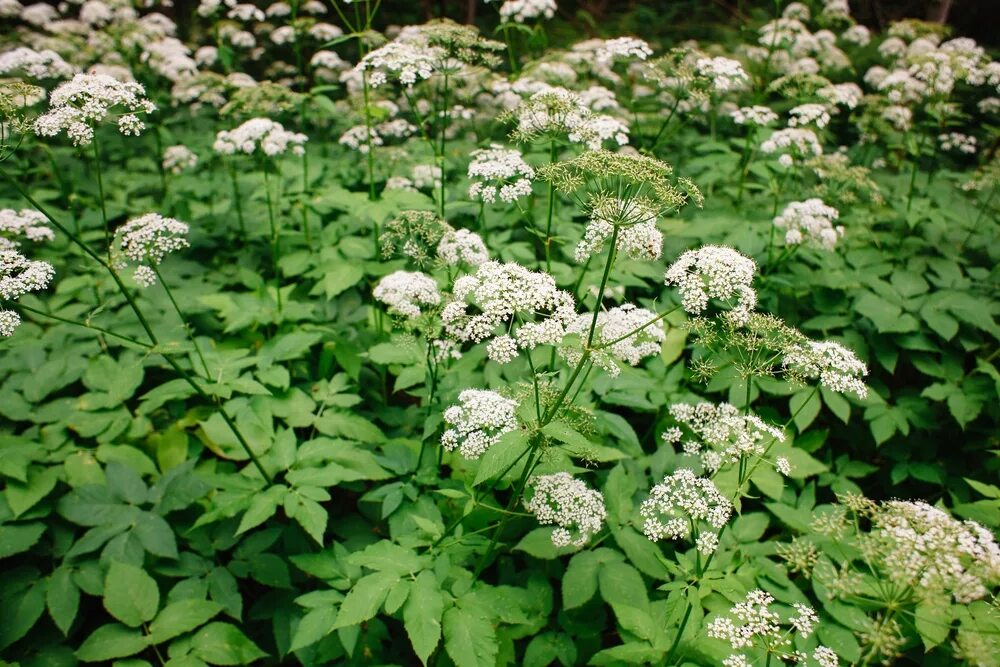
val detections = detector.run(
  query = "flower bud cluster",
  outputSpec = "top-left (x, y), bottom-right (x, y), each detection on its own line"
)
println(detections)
top-left (639, 468), bottom-right (732, 550)
top-left (575, 197), bottom-right (662, 263)
top-left (162, 145), bottom-right (199, 174)
top-left (782, 340), bottom-right (868, 397)
top-left (436, 228), bottom-right (489, 267)
top-left (1, 249), bottom-right (55, 336)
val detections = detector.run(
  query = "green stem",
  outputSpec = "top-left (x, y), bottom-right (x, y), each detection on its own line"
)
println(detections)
top-left (229, 164), bottom-right (247, 239)
top-left (437, 73), bottom-right (451, 219)
top-left (543, 140), bottom-right (557, 272)
top-left (16, 302), bottom-right (152, 349)
top-left (152, 264), bottom-right (210, 379)
top-left (153, 125), bottom-right (168, 205)
top-left (91, 131), bottom-right (111, 261)
top-left (585, 226), bottom-right (619, 347)
top-left (263, 161), bottom-right (283, 313)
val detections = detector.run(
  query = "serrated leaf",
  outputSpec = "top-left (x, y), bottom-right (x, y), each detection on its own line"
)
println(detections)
top-left (191, 622), bottom-right (267, 665)
top-left (47, 566), bottom-right (79, 635)
top-left (76, 623), bottom-right (150, 662)
top-left (598, 561), bottom-right (648, 610)
top-left (443, 604), bottom-right (497, 667)
top-left (289, 606), bottom-right (338, 652)
top-left (473, 429), bottom-right (529, 486)
top-left (104, 561), bottom-right (160, 627)
top-left (333, 571), bottom-right (399, 629)
top-left (404, 571), bottom-right (443, 666)
top-left (915, 596), bottom-right (953, 650)
top-left (149, 600), bottom-right (223, 644)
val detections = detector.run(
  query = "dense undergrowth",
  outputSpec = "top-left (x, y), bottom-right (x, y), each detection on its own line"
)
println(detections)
top-left (1, 1), bottom-right (999, 666)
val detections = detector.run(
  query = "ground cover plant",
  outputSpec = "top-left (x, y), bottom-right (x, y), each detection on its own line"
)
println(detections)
top-left (1, 0), bottom-right (999, 665)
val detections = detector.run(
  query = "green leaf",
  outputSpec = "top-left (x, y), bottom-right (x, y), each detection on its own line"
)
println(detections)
top-left (789, 390), bottom-right (821, 432)
top-left (513, 527), bottom-right (577, 559)
top-left (443, 604), bottom-right (498, 667)
top-left (915, 596), bottom-right (953, 650)
top-left (285, 494), bottom-right (327, 545)
top-left (190, 622), bottom-right (267, 665)
top-left (0, 522), bottom-right (46, 559)
top-left (149, 600), bottom-right (223, 644)
top-left (47, 566), bottom-right (79, 635)
top-left (598, 561), bottom-right (648, 610)
top-left (312, 412), bottom-right (384, 443)
top-left (368, 342), bottom-right (423, 365)
top-left (404, 571), bottom-right (444, 666)
top-left (5, 466), bottom-right (60, 518)
top-left (289, 606), bottom-right (338, 652)
top-left (76, 623), bottom-right (151, 662)
top-left (134, 512), bottom-right (178, 559)
top-left (103, 561), bottom-right (160, 627)
top-left (235, 485), bottom-right (287, 536)
top-left (311, 263), bottom-right (364, 300)
top-left (346, 540), bottom-right (428, 575)
top-left (563, 551), bottom-right (602, 609)
top-left (473, 429), bottom-right (529, 486)
top-left (333, 571), bottom-right (399, 629)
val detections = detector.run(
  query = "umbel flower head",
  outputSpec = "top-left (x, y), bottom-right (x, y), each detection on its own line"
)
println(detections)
top-left (436, 228), bottom-right (489, 267)
top-left (773, 198), bottom-right (843, 250)
top-left (396, 19), bottom-right (504, 68)
top-left (114, 213), bottom-right (190, 288)
top-left (782, 340), bottom-right (868, 398)
top-left (442, 261), bottom-right (576, 364)
top-left (467, 144), bottom-right (535, 204)
top-left (34, 73), bottom-right (156, 146)
top-left (503, 88), bottom-right (630, 150)
top-left (707, 589), bottom-right (837, 667)
top-left (524, 472), bottom-right (607, 547)
top-left (372, 271), bottom-right (441, 319)
top-left (214, 118), bottom-right (307, 157)
top-left (664, 245), bottom-right (758, 326)
top-left (441, 389), bottom-right (518, 459)
top-left (639, 468), bottom-right (732, 553)
top-left (574, 195), bottom-right (663, 263)
top-left (378, 210), bottom-right (452, 266)
top-left (0, 208), bottom-right (54, 245)
top-left (493, 0), bottom-right (557, 23)
top-left (1, 248), bottom-right (55, 336)
top-left (561, 303), bottom-right (665, 377)
top-left (665, 402), bottom-right (785, 474)
top-left (162, 145), bottom-right (198, 174)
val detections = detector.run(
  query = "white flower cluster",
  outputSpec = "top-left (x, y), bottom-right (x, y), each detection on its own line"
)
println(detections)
top-left (0, 209), bottom-right (54, 245)
top-left (524, 472), bottom-right (606, 547)
top-left (664, 245), bottom-right (757, 325)
top-left (141, 38), bottom-right (198, 83)
top-left (357, 41), bottom-right (443, 88)
top-left (214, 118), bottom-right (307, 157)
top-left (509, 88), bottom-right (629, 150)
top-left (339, 118), bottom-right (417, 154)
top-left (115, 213), bottom-right (190, 288)
top-left (595, 37), bottom-right (653, 64)
top-left (865, 500), bottom-right (1000, 604)
top-left (436, 229), bottom-right (489, 267)
top-left (818, 82), bottom-right (863, 109)
top-left (938, 132), bottom-right (977, 154)
top-left (707, 590), bottom-right (836, 667)
top-left (467, 144), bottom-right (535, 204)
top-left (575, 197), bottom-right (662, 262)
top-left (0, 249), bottom-right (55, 336)
top-left (562, 303), bottom-right (664, 376)
top-left (783, 340), bottom-right (868, 398)
top-left (841, 24), bottom-right (871, 47)
top-left (162, 145), bottom-right (198, 174)
top-left (881, 104), bottom-right (912, 132)
top-left (694, 57), bottom-right (750, 93)
top-left (773, 198), bottom-right (843, 250)
top-left (34, 73), bottom-right (156, 146)
top-left (443, 261), bottom-right (575, 364)
top-left (372, 270), bottom-right (441, 318)
top-left (760, 128), bottom-right (824, 166)
top-left (730, 105), bottom-right (778, 126)
top-left (496, 0), bottom-right (556, 23)
top-left (666, 402), bottom-right (785, 473)
top-left (639, 468), bottom-right (732, 552)
top-left (789, 103), bottom-right (832, 129)
top-left (0, 47), bottom-right (76, 79)
top-left (441, 389), bottom-right (518, 459)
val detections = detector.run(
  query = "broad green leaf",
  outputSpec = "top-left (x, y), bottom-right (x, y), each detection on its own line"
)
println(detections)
top-left (289, 606), bottom-right (338, 652)
top-left (191, 622), bottom-right (267, 664)
top-left (76, 623), bottom-right (150, 662)
top-left (915, 596), bottom-right (953, 650)
top-left (133, 512), bottom-right (178, 559)
top-left (149, 600), bottom-right (223, 644)
top-left (103, 561), bottom-right (160, 627)
top-left (404, 571), bottom-right (444, 666)
top-left (47, 566), bottom-right (79, 635)
top-left (598, 561), bottom-right (648, 610)
top-left (442, 604), bottom-right (498, 667)
top-left (0, 578), bottom-right (45, 650)
top-left (6, 466), bottom-right (60, 518)
top-left (345, 540), bottom-right (428, 575)
top-left (0, 522), bottom-right (46, 559)
top-left (333, 571), bottom-right (399, 629)
top-left (285, 494), bottom-right (327, 545)
top-left (789, 390), bottom-right (821, 432)
top-left (473, 429), bottom-right (529, 486)
top-left (235, 485), bottom-right (287, 535)
top-left (563, 551), bottom-right (602, 609)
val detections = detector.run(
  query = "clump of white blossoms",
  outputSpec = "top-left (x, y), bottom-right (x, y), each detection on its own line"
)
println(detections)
top-left (665, 402), bottom-right (785, 474)
top-left (783, 340), bottom-right (868, 398)
top-left (694, 56), bottom-right (750, 93)
top-left (788, 103), bottom-right (832, 129)
top-left (442, 261), bottom-right (576, 364)
top-left (665, 246), bottom-right (758, 326)
top-left (595, 37), bottom-right (653, 64)
top-left (938, 132), bottom-right (977, 155)
top-left (467, 144), bottom-right (535, 204)
top-left (34, 73), bottom-right (156, 146)
top-left (574, 196), bottom-right (663, 262)
top-left (162, 145), bottom-right (198, 174)
top-left (731, 105), bottom-right (779, 126)
top-left (115, 213), bottom-right (191, 288)
top-left (862, 500), bottom-right (1000, 604)
top-left (707, 590), bottom-right (837, 667)
top-left (524, 472), bottom-right (607, 547)
top-left (639, 468), bottom-right (732, 554)
top-left (760, 128), bottom-right (824, 166)
top-left (0, 209), bottom-right (54, 245)
top-left (213, 118), bottom-right (307, 156)
top-left (0, 248), bottom-right (55, 336)
top-left (561, 303), bottom-right (665, 376)
top-left (436, 228), bottom-right (489, 267)
top-left (773, 198), bottom-right (843, 250)
top-left (356, 40), bottom-right (443, 88)
top-left (372, 271), bottom-right (441, 319)
top-left (505, 88), bottom-right (629, 150)
top-left (495, 0), bottom-right (556, 23)
top-left (440, 389), bottom-right (518, 459)
top-left (0, 47), bottom-right (76, 80)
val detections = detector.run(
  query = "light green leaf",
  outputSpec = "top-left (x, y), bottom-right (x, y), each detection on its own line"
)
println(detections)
top-left (190, 622), bottom-right (267, 665)
top-left (404, 571), bottom-right (444, 666)
top-left (47, 566), bottom-right (79, 635)
top-left (0, 522), bottom-right (46, 559)
top-left (333, 571), bottom-right (399, 629)
top-left (915, 596), bottom-right (953, 650)
top-left (598, 561), bottom-right (648, 610)
top-left (6, 466), bottom-right (60, 518)
top-left (103, 561), bottom-right (160, 628)
top-left (289, 606), bottom-right (338, 652)
top-left (443, 604), bottom-right (498, 667)
top-left (76, 623), bottom-right (150, 662)
top-left (473, 429), bottom-right (529, 486)
top-left (149, 600), bottom-right (223, 644)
